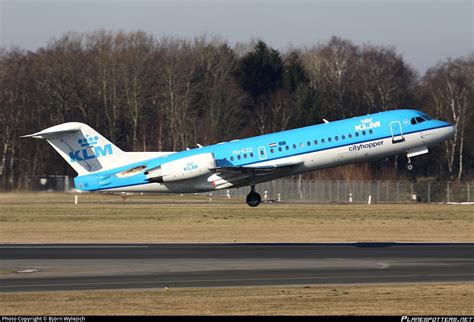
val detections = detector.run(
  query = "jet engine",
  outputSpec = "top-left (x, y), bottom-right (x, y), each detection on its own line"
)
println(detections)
top-left (145, 152), bottom-right (215, 183)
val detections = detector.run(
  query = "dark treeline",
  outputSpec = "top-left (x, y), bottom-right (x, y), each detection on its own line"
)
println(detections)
top-left (0, 31), bottom-right (473, 189)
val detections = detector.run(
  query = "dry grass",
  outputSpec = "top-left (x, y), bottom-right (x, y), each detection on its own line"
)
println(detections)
top-left (1, 193), bottom-right (472, 315)
top-left (0, 192), bottom-right (472, 243)
top-left (1, 283), bottom-right (472, 315)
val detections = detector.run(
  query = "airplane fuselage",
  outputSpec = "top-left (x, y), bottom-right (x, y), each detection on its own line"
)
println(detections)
top-left (73, 109), bottom-right (454, 195)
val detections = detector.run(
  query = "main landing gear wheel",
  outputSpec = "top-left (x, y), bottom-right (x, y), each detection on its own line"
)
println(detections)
top-left (246, 186), bottom-right (261, 207)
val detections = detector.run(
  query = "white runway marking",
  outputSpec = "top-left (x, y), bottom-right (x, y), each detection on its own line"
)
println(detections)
top-left (16, 270), bottom-right (39, 274)
top-left (1, 273), bottom-right (473, 290)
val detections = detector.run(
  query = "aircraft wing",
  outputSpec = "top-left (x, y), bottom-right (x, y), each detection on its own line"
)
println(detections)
top-left (208, 158), bottom-right (303, 189)
top-left (211, 163), bottom-right (298, 175)
top-left (211, 157), bottom-right (303, 175)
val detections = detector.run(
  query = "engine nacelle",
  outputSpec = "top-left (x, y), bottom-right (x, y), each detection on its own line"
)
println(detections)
top-left (145, 152), bottom-right (215, 183)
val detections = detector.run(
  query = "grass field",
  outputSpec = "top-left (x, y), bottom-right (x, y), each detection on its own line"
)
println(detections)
top-left (0, 192), bottom-right (472, 243)
top-left (1, 283), bottom-right (472, 315)
top-left (1, 192), bottom-right (473, 315)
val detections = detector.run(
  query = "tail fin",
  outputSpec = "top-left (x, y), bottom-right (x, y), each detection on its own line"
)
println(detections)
top-left (22, 122), bottom-right (126, 175)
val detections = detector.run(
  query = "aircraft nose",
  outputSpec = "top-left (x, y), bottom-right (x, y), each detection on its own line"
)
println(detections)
top-left (445, 123), bottom-right (456, 139)
top-left (446, 124), bottom-right (455, 139)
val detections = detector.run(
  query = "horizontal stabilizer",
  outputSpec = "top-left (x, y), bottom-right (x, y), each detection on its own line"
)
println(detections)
top-left (21, 122), bottom-right (126, 175)
top-left (21, 124), bottom-right (82, 139)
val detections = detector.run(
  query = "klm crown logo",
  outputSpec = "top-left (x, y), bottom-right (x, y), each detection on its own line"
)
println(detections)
top-left (78, 135), bottom-right (99, 147)
top-left (355, 118), bottom-right (381, 131)
top-left (69, 134), bottom-right (113, 163)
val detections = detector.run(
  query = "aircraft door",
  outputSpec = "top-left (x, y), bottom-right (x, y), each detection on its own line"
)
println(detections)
top-left (390, 121), bottom-right (405, 143)
top-left (257, 146), bottom-right (267, 160)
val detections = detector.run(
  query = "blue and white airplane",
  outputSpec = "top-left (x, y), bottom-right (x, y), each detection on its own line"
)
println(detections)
top-left (23, 109), bottom-right (453, 207)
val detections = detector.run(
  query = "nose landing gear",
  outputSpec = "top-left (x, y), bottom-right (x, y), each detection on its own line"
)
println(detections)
top-left (406, 159), bottom-right (414, 171)
top-left (407, 158), bottom-right (415, 171)
top-left (246, 185), bottom-right (262, 207)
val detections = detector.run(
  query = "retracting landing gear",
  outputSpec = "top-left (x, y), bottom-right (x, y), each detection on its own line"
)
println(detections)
top-left (406, 157), bottom-right (417, 184)
top-left (246, 185), bottom-right (262, 207)
top-left (406, 158), bottom-right (414, 171)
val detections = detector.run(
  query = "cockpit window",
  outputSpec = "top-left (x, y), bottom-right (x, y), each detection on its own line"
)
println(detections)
top-left (418, 112), bottom-right (432, 120)
top-left (415, 117), bottom-right (425, 123)
top-left (411, 116), bottom-right (427, 125)
top-left (416, 116), bottom-right (426, 123)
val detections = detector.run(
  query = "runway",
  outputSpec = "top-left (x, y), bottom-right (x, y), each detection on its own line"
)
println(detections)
top-left (1, 243), bottom-right (473, 292)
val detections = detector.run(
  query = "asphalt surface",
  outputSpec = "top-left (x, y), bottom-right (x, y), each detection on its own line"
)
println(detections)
top-left (1, 243), bottom-right (473, 292)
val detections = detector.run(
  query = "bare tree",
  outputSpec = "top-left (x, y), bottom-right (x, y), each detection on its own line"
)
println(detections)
top-left (193, 37), bottom-right (246, 143)
top-left (122, 32), bottom-right (155, 150)
top-left (0, 50), bottom-right (31, 188)
top-left (421, 56), bottom-right (474, 180)
top-left (85, 30), bottom-right (125, 142)
top-left (302, 36), bottom-right (359, 118)
top-left (154, 37), bottom-right (201, 150)
top-left (357, 45), bottom-right (417, 113)
top-left (0, 32), bottom-right (472, 190)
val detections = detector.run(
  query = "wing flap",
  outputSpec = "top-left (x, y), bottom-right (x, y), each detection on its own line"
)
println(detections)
top-left (208, 158), bottom-right (302, 189)
top-left (211, 158), bottom-right (303, 175)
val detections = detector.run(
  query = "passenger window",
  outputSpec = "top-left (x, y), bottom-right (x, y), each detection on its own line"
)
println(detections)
top-left (293, 144), bottom-right (296, 149)
top-left (321, 138), bottom-right (325, 143)
top-left (260, 150), bottom-right (264, 155)
top-left (314, 140), bottom-right (318, 145)
top-left (328, 137), bottom-right (332, 142)
top-left (286, 146), bottom-right (289, 150)
top-left (250, 152), bottom-right (254, 157)
top-left (348, 134), bottom-right (352, 138)
top-left (307, 141), bottom-right (311, 146)
top-left (270, 148), bottom-right (274, 153)
top-left (230, 156), bottom-right (234, 161)
top-left (335, 136), bottom-right (339, 141)
top-left (362, 131), bottom-right (366, 135)
top-left (355, 132), bottom-right (359, 137)
top-left (243, 154), bottom-right (247, 158)
top-left (342, 135), bottom-right (346, 140)
top-left (278, 147), bottom-right (282, 152)
top-left (368, 129), bottom-right (373, 134)
top-left (237, 155), bottom-right (241, 160)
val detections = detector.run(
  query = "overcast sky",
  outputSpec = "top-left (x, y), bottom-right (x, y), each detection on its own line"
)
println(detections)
top-left (1, 0), bottom-right (472, 73)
